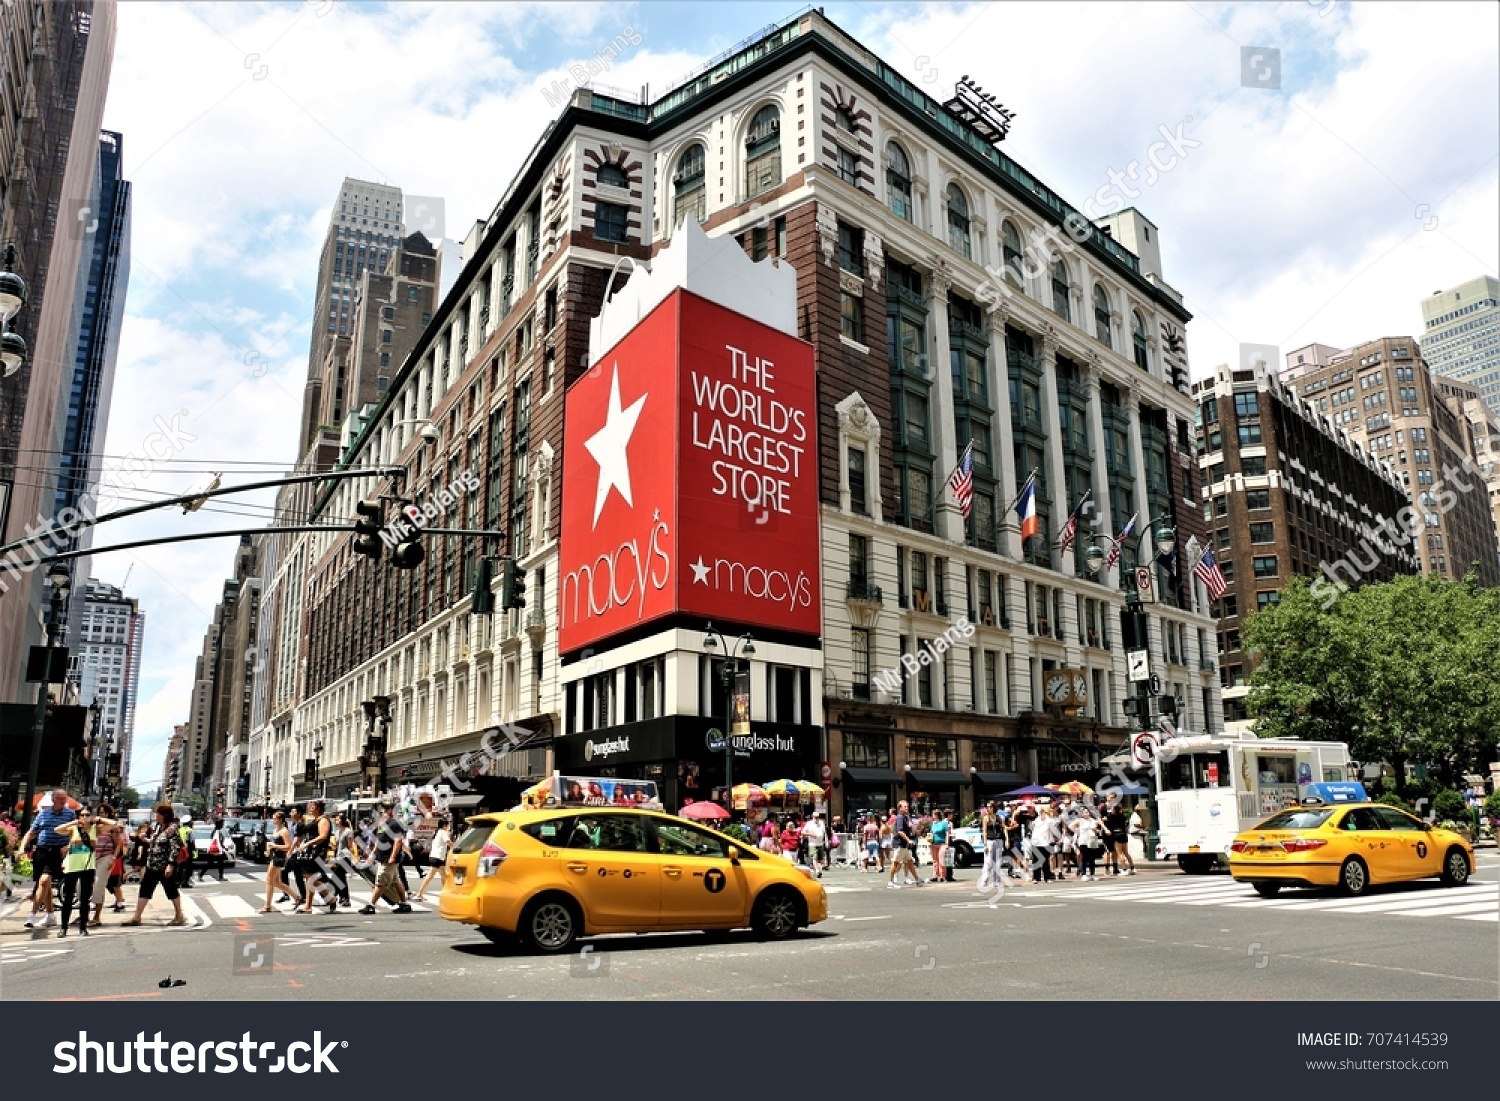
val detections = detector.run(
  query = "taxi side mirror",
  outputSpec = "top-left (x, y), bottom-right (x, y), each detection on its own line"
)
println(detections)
top-left (729, 847), bottom-right (743, 866)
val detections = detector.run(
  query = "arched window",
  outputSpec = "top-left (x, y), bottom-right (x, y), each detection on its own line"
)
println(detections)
top-left (886, 141), bottom-right (912, 222)
top-left (1001, 220), bottom-right (1022, 269)
top-left (1132, 310), bottom-right (1150, 371)
top-left (673, 144), bottom-right (706, 225)
top-left (1051, 261), bottom-right (1071, 322)
top-left (1093, 284), bottom-right (1112, 348)
top-left (745, 105), bottom-right (781, 199)
top-left (946, 183), bottom-right (971, 260)
top-left (596, 162), bottom-right (628, 188)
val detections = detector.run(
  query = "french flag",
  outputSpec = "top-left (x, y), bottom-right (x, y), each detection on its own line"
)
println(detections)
top-left (1015, 475), bottom-right (1039, 543)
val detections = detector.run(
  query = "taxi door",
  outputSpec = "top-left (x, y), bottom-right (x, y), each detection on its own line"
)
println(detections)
top-left (553, 812), bottom-right (660, 930)
top-left (1372, 806), bottom-right (1439, 880)
top-left (648, 817), bottom-right (750, 929)
top-left (1336, 807), bottom-right (1403, 880)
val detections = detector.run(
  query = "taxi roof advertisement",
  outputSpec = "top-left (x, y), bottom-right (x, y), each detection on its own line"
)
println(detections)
top-left (559, 289), bottom-right (821, 655)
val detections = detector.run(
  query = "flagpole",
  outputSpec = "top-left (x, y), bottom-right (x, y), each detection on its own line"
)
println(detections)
top-left (1004, 467), bottom-right (1040, 515)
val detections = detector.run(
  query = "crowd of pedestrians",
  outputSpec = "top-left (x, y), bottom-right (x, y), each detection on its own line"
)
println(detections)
top-left (7, 786), bottom-right (459, 935)
top-left (840, 795), bottom-right (1144, 889)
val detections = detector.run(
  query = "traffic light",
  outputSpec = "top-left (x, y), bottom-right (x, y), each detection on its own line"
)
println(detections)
top-left (1123, 697), bottom-right (1142, 717)
top-left (472, 557), bottom-right (495, 614)
top-left (391, 507), bottom-right (425, 570)
top-left (500, 557), bottom-right (527, 610)
top-left (1158, 695), bottom-right (1179, 716)
top-left (353, 498), bottom-right (384, 561)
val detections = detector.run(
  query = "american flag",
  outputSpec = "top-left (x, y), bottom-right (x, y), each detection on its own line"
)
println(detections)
top-left (1058, 490), bottom-right (1091, 552)
top-left (947, 440), bottom-right (974, 519)
top-left (1104, 512), bottom-right (1137, 569)
top-left (1194, 545), bottom-right (1229, 601)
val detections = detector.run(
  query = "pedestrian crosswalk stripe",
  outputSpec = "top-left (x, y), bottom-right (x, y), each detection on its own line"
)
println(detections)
top-left (1394, 899), bottom-right (1500, 919)
top-left (200, 894), bottom-right (259, 919)
top-left (1254, 885), bottom-right (1496, 912)
top-left (1455, 912), bottom-right (1498, 922)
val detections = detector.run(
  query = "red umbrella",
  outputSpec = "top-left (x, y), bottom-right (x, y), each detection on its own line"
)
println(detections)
top-left (16, 792), bottom-right (82, 812)
top-left (680, 801), bottom-right (730, 821)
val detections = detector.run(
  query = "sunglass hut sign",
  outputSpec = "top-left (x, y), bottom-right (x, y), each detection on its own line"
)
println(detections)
top-left (560, 290), bottom-right (821, 654)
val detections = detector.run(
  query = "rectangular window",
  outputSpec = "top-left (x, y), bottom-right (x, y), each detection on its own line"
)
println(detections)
top-left (594, 202), bottom-right (629, 243)
top-left (1233, 392), bottom-right (1259, 417)
top-left (848, 446), bottom-right (867, 514)
top-left (837, 222), bottom-right (864, 274)
top-left (1253, 555), bottom-right (1279, 579)
top-left (1249, 522), bottom-right (1275, 544)
top-left (1240, 455), bottom-right (1267, 477)
top-left (848, 534), bottom-right (869, 590)
top-left (1256, 591), bottom-right (1281, 610)
top-left (1237, 423), bottom-right (1263, 446)
top-left (851, 629), bottom-right (871, 699)
top-left (984, 652), bottom-right (998, 713)
top-left (841, 292), bottom-right (863, 342)
top-left (1245, 489), bottom-right (1271, 510)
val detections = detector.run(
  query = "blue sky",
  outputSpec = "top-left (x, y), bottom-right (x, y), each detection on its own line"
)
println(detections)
top-left (95, 1), bottom-right (1498, 789)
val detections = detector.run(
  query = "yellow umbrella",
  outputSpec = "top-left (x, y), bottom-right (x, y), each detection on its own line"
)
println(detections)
top-left (1049, 780), bottom-right (1094, 796)
top-left (731, 783), bottom-right (767, 810)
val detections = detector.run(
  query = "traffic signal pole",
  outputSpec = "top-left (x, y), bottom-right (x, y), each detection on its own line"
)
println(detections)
top-left (32, 525), bottom-right (507, 565)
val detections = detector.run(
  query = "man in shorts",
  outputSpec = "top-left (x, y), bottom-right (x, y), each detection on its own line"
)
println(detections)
top-left (360, 801), bottom-right (413, 914)
top-left (886, 801), bottom-right (920, 889)
top-left (20, 790), bottom-right (76, 929)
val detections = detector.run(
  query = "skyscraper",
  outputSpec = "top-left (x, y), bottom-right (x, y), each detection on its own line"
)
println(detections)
top-left (297, 178), bottom-right (414, 456)
top-left (1420, 276), bottom-right (1500, 417)
top-left (0, 1), bottom-right (118, 705)
top-left (57, 130), bottom-right (131, 643)
top-left (69, 577), bottom-right (144, 785)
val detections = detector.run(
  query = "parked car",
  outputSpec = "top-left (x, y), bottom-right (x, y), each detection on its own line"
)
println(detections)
top-left (947, 825), bottom-right (981, 868)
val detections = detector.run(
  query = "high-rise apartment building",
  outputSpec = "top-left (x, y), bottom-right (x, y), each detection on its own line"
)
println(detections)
top-left (58, 130), bottom-right (131, 645)
top-left (68, 578), bottom-right (144, 784)
top-left (249, 9), bottom-right (1220, 817)
top-left (0, 1), bottom-right (118, 704)
top-left (297, 178), bottom-right (411, 455)
top-left (1434, 376), bottom-right (1500, 570)
top-left (1284, 337), bottom-right (1500, 586)
top-left (1192, 361), bottom-right (1416, 729)
top-left (1420, 276), bottom-right (1500, 416)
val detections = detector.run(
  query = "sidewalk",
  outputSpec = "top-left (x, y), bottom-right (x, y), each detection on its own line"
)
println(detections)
top-left (0, 881), bottom-right (204, 939)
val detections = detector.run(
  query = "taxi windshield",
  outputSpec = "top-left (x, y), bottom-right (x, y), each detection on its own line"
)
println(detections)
top-left (1255, 808), bottom-right (1335, 830)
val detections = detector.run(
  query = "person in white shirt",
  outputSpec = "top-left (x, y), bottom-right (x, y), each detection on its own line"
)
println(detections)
top-left (1072, 808), bottom-right (1104, 879)
top-left (1028, 805), bottom-right (1059, 883)
top-left (413, 817), bottom-right (452, 902)
top-left (799, 812), bottom-right (827, 878)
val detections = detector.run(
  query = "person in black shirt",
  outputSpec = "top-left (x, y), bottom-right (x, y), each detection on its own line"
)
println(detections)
top-left (1103, 804), bottom-right (1133, 875)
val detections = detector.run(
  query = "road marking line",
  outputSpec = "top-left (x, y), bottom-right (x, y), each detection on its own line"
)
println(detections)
top-left (1392, 899), bottom-right (1500, 918)
top-left (840, 915), bottom-right (891, 922)
top-left (200, 894), bottom-right (258, 919)
top-left (1262, 886), bottom-right (1496, 911)
top-left (1455, 912), bottom-right (1498, 922)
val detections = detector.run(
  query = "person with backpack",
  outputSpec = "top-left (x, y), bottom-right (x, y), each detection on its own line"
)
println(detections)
top-left (295, 800), bottom-right (336, 914)
top-left (200, 818), bottom-right (232, 883)
top-left (123, 805), bottom-right (188, 927)
top-left (886, 801), bottom-right (920, 889)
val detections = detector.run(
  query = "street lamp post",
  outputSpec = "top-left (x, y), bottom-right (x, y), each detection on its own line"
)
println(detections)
top-left (313, 739), bottom-right (324, 799)
top-left (21, 563), bottom-right (71, 830)
top-left (1080, 518), bottom-right (1177, 861)
top-left (702, 624), bottom-right (755, 808)
top-left (263, 761), bottom-right (273, 810)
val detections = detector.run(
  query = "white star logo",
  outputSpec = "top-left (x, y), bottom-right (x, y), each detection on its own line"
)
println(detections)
top-left (584, 364), bottom-right (647, 529)
top-left (690, 557), bottom-right (711, 585)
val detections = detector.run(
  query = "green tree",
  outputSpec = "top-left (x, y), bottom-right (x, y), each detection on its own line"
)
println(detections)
top-left (1244, 573), bottom-right (1500, 800)
top-left (116, 787), bottom-right (141, 811)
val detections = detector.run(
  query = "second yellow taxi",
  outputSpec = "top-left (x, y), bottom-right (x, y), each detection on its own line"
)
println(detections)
top-left (1229, 800), bottom-right (1474, 897)
top-left (439, 807), bottom-right (828, 952)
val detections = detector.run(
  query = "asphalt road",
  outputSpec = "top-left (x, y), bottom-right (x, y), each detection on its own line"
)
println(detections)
top-left (3, 856), bottom-right (1496, 1001)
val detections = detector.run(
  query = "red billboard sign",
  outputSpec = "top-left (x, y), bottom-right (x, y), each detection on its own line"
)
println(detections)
top-left (560, 289), bottom-right (820, 655)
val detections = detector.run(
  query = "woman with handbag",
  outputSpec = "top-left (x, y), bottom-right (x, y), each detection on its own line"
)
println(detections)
top-left (260, 811), bottom-right (295, 913)
top-left (89, 804), bottom-right (128, 923)
top-left (295, 801), bottom-right (335, 914)
top-left (123, 805), bottom-right (188, 927)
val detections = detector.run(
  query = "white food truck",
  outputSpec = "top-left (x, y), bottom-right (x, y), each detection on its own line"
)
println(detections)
top-left (1152, 735), bottom-right (1353, 872)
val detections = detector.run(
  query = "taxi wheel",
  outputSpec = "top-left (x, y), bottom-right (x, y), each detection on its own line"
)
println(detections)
top-left (519, 894), bottom-right (581, 953)
top-left (1440, 848), bottom-right (1470, 887)
top-left (751, 887), bottom-right (805, 940)
top-left (1337, 856), bottom-right (1369, 897)
top-left (1253, 882), bottom-right (1281, 898)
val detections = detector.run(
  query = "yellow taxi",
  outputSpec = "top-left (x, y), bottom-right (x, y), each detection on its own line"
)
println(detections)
top-left (439, 807), bottom-right (828, 952)
top-left (1229, 800), bottom-right (1475, 898)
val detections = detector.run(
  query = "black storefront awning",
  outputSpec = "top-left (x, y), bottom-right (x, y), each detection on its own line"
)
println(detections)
top-left (972, 771), bottom-right (1028, 788)
top-left (907, 769), bottom-right (969, 787)
top-left (844, 766), bottom-right (901, 784)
